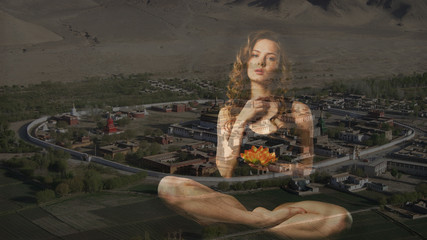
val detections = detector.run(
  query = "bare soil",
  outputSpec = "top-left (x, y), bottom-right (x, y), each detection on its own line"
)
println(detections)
top-left (0, 0), bottom-right (426, 89)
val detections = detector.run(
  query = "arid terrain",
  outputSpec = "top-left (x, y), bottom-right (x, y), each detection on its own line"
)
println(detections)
top-left (1, 0), bottom-right (427, 88)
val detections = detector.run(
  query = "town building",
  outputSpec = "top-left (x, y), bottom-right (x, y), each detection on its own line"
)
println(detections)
top-left (363, 159), bottom-right (388, 177)
top-left (366, 182), bottom-right (388, 192)
top-left (387, 159), bottom-right (427, 177)
top-left (151, 105), bottom-right (172, 112)
top-left (172, 103), bottom-right (186, 112)
top-left (339, 129), bottom-right (368, 144)
top-left (104, 114), bottom-right (123, 135)
top-left (98, 144), bottom-right (130, 159)
top-left (287, 178), bottom-right (319, 195)
top-left (168, 105), bottom-right (220, 143)
top-left (314, 143), bottom-right (347, 157)
top-left (412, 200), bottom-right (427, 214)
top-left (131, 110), bottom-right (145, 118)
top-left (116, 140), bottom-right (139, 152)
top-left (71, 136), bottom-right (92, 149)
top-left (54, 114), bottom-right (79, 126)
top-left (141, 151), bottom-right (214, 175)
top-left (330, 172), bottom-right (369, 192)
top-left (388, 137), bottom-right (427, 177)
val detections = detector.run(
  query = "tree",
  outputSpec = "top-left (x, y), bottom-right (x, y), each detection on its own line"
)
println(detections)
top-left (390, 168), bottom-right (398, 179)
top-left (231, 182), bottom-right (243, 191)
top-left (68, 177), bottom-right (84, 193)
top-left (243, 180), bottom-right (257, 190)
top-left (378, 196), bottom-right (388, 207)
top-left (202, 224), bottom-right (228, 239)
top-left (144, 129), bottom-right (153, 136)
top-left (389, 193), bottom-right (405, 205)
top-left (152, 128), bottom-right (164, 137)
top-left (217, 182), bottom-right (229, 191)
top-left (55, 183), bottom-right (70, 197)
top-left (113, 153), bottom-right (125, 162)
top-left (48, 158), bottom-right (67, 175)
top-left (415, 182), bottom-right (427, 197)
top-left (36, 189), bottom-right (56, 204)
top-left (84, 170), bottom-right (103, 193)
top-left (150, 142), bottom-right (161, 155)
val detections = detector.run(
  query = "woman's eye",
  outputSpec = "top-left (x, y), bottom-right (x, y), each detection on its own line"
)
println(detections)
top-left (268, 57), bottom-right (276, 61)
top-left (251, 54), bottom-right (258, 57)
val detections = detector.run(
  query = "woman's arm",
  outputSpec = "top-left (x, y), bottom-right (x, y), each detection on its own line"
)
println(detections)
top-left (215, 107), bottom-right (245, 178)
top-left (216, 100), bottom-right (269, 177)
top-left (292, 101), bottom-right (314, 175)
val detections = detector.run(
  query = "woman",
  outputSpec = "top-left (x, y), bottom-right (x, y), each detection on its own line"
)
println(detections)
top-left (216, 30), bottom-right (314, 178)
top-left (158, 30), bottom-right (352, 239)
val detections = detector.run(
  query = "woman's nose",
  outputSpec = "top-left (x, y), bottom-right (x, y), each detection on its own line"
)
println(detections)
top-left (258, 58), bottom-right (266, 67)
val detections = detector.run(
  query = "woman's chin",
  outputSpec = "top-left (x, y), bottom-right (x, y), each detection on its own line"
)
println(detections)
top-left (250, 77), bottom-right (275, 86)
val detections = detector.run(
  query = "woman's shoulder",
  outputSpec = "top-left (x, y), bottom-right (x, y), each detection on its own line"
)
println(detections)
top-left (218, 107), bottom-right (232, 125)
top-left (291, 101), bottom-right (311, 114)
top-left (219, 106), bottom-right (231, 117)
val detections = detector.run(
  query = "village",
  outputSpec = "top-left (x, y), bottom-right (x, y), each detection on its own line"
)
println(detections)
top-left (29, 90), bottom-right (427, 220)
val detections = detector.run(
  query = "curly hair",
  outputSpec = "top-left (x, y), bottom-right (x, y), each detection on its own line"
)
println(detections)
top-left (225, 30), bottom-right (291, 125)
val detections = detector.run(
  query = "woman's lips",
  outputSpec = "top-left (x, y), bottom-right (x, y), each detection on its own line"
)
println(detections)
top-left (255, 69), bottom-right (264, 75)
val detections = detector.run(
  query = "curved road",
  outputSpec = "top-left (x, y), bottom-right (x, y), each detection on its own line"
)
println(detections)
top-left (16, 106), bottom-right (417, 185)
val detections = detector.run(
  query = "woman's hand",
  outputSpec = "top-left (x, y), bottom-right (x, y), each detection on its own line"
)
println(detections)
top-left (237, 98), bottom-right (276, 124)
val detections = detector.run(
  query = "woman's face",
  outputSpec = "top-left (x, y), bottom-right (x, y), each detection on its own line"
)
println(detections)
top-left (247, 39), bottom-right (280, 84)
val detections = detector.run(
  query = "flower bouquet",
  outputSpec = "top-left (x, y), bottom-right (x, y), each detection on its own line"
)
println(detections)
top-left (240, 146), bottom-right (277, 170)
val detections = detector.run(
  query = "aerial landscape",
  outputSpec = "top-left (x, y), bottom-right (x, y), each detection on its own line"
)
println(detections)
top-left (1, 0), bottom-right (427, 239)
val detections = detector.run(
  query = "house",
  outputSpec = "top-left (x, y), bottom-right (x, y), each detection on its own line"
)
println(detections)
top-left (141, 151), bottom-right (210, 175)
top-left (339, 129), bottom-right (368, 144)
top-left (173, 103), bottom-right (186, 112)
top-left (71, 136), bottom-right (92, 149)
top-left (287, 178), bottom-right (319, 195)
top-left (364, 159), bottom-right (387, 177)
top-left (116, 140), bottom-right (139, 153)
top-left (98, 144), bottom-right (131, 159)
top-left (330, 172), bottom-right (369, 192)
top-left (367, 182), bottom-right (388, 192)
top-left (412, 200), bottom-right (427, 214)
top-left (131, 110), bottom-right (145, 118)
top-left (54, 114), bottom-right (79, 126)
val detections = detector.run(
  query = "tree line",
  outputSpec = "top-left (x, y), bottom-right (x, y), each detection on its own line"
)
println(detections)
top-left (0, 73), bottom-right (227, 122)
top-left (2, 148), bottom-right (146, 204)
top-left (0, 121), bottom-right (40, 153)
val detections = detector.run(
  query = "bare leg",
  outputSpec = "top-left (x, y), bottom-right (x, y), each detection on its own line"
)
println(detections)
top-left (269, 201), bottom-right (352, 239)
top-left (158, 176), bottom-right (305, 228)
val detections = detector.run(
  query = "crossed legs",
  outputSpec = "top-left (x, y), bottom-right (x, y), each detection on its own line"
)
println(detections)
top-left (158, 176), bottom-right (352, 239)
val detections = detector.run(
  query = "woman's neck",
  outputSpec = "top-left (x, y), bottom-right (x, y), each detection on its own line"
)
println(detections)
top-left (251, 82), bottom-right (272, 99)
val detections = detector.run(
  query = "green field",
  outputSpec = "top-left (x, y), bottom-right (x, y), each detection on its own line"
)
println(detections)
top-left (1, 167), bottom-right (427, 240)
top-left (0, 168), bottom-right (41, 213)
top-left (336, 211), bottom-right (423, 240)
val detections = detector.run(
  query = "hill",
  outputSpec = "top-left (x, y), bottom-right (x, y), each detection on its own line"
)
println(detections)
top-left (0, 0), bottom-right (426, 88)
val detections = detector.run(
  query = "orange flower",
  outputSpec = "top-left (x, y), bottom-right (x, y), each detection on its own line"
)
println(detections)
top-left (240, 146), bottom-right (277, 166)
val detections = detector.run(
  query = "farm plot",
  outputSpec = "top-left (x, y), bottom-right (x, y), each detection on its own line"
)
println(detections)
top-left (0, 168), bottom-right (41, 212)
top-left (404, 217), bottom-right (427, 238)
top-left (0, 213), bottom-right (57, 240)
top-left (335, 210), bottom-right (419, 240)
top-left (90, 197), bottom-right (177, 224)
